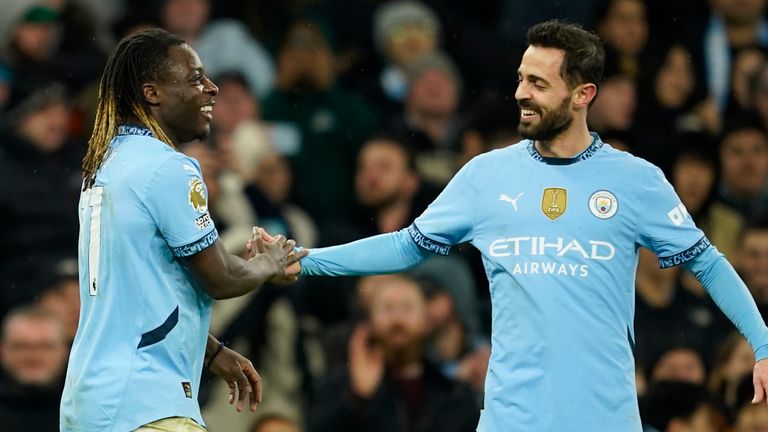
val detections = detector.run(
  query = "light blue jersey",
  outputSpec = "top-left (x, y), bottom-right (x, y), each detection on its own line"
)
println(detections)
top-left (61, 125), bottom-right (218, 431)
top-left (301, 133), bottom-right (768, 431)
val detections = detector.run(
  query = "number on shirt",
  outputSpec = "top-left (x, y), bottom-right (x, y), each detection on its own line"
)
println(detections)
top-left (82, 186), bottom-right (104, 296)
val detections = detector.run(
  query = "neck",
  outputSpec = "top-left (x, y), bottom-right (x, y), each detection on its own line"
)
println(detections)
top-left (376, 198), bottom-right (411, 233)
top-left (534, 122), bottom-right (592, 158)
top-left (389, 358), bottom-right (423, 379)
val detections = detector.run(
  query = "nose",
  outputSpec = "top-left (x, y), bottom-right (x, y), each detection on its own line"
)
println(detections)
top-left (204, 77), bottom-right (219, 96)
top-left (515, 82), bottom-right (529, 102)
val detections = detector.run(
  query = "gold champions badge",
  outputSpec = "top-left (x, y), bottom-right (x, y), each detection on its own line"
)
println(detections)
top-left (541, 188), bottom-right (567, 220)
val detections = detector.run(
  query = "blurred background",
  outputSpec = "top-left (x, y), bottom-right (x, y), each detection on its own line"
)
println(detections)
top-left (2, 0), bottom-right (768, 430)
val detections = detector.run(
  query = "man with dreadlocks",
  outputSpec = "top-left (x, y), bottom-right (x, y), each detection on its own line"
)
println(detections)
top-left (60, 29), bottom-right (305, 431)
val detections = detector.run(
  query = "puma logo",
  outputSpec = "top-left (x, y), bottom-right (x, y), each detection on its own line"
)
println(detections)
top-left (499, 192), bottom-right (524, 211)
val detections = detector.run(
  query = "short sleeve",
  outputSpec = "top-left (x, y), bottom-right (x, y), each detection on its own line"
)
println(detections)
top-left (636, 164), bottom-right (708, 268)
top-left (410, 160), bottom-right (476, 255)
top-left (144, 154), bottom-right (218, 257)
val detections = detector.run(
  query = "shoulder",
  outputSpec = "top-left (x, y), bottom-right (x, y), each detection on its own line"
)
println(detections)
top-left (598, 144), bottom-right (665, 179)
top-left (463, 140), bottom-right (528, 171)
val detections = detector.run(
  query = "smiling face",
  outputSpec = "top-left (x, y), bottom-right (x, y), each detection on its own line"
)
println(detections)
top-left (147, 44), bottom-right (218, 145)
top-left (515, 46), bottom-right (575, 141)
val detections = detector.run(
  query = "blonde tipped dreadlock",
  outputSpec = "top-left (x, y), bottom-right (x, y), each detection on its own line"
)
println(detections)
top-left (82, 29), bottom-right (184, 189)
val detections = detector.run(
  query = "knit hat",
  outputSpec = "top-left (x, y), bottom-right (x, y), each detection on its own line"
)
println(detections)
top-left (373, 0), bottom-right (441, 55)
top-left (2, 81), bottom-right (67, 126)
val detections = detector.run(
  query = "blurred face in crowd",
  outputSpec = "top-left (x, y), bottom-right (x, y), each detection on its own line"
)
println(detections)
top-left (386, 22), bottom-right (438, 67)
top-left (17, 101), bottom-right (69, 153)
top-left (589, 75), bottom-right (636, 132)
top-left (254, 153), bottom-right (293, 204)
top-left (0, 313), bottom-right (68, 386)
top-left (277, 21), bottom-right (335, 93)
top-left (711, 0), bottom-right (766, 26)
top-left (162, 0), bottom-right (210, 37)
top-left (13, 21), bottom-right (57, 62)
top-left (356, 139), bottom-right (418, 210)
top-left (598, 0), bottom-right (648, 57)
top-left (720, 128), bottom-right (768, 198)
top-left (407, 68), bottom-right (459, 119)
top-left (651, 348), bottom-right (706, 385)
top-left (754, 68), bottom-right (768, 123)
top-left (673, 155), bottom-right (715, 215)
top-left (213, 78), bottom-right (259, 133)
top-left (736, 403), bottom-right (768, 432)
top-left (516, 47), bottom-right (575, 141)
top-left (38, 278), bottom-right (80, 342)
top-left (741, 228), bottom-right (768, 301)
top-left (655, 45), bottom-right (696, 109)
top-left (369, 276), bottom-right (427, 358)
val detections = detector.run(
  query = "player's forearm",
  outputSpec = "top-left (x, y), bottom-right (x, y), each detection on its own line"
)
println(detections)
top-left (301, 229), bottom-right (433, 276)
top-left (212, 253), bottom-right (278, 299)
top-left (685, 246), bottom-right (768, 359)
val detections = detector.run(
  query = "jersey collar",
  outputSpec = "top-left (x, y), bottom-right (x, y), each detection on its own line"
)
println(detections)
top-left (117, 124), bottom-right (153, 137)
top-left (526, 132), bottom-right (603, 165)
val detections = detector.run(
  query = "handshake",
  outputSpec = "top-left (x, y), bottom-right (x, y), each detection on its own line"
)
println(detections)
top-left (246, 227), bottom-right (308, 284)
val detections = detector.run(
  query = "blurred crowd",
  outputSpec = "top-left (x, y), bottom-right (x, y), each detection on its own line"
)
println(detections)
top-left (3, 0), bottom-right (768, 430)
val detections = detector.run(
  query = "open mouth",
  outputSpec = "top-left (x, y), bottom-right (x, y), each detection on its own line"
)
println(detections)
top-left (520, 108), bottom-right (538, 123)
top-left (200, 104), bottom-right (214, 121)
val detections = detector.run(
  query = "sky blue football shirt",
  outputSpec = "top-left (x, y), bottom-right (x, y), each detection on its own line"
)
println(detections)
top-left (60, 125), bottom-right (217, 431)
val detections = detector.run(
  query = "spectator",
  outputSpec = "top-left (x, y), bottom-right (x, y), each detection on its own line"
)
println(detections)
top-left (634, 44), bottom-right (707, 172)
top-left (37, 257), bottom-right (80, 343)
top-left (0, 306), bottom-right (69, 431)
top-left (307, 274), bottom-right (479, 432)
top-left (634, 248), bottom-right (724, 368)
top-left (641, 381), bottom-right (729, 432)
top-left (210, 71), bottom-right (261, 157)
top-left (351, 135), bottom-right (438, 237)
top-left (688, 0), bottom-right (768, 114)
top-left (369, 0), bottom-right (443, 116)
top-left (410, 257), bottom-right (489, 395)
top-left (709, 332), bottom-right (756, 414)
top-left (738, 215), bottom-right (768, 310)
top-left (160, 0), bottom-right (275, 97)
top-left (717, 122), bottom-right (768, 218)
top-left (262, 15), bottom-right (375, 229)
top-left (394, 51), bottom-right (463, 184)
top-left (1, 5), bottom-right (61, 92)
top-left (0, 82), bottom-right (80, 315)
top-left (595, 0), bottom-right (649, 79)
top-left (730, 48), bottom-right (767, 116)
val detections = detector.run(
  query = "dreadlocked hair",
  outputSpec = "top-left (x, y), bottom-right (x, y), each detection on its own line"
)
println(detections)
top-left (83, 28), bottom-right (185, 188)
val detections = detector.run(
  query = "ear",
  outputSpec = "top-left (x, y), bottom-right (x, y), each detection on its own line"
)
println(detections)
top-left (142, 83), bottom-right (160, 106)
top-left (572, 83), bottom-right (598, 109)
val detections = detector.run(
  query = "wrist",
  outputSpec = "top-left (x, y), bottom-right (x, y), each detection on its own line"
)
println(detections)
top-left (205, 341), bottom-right (225, 369)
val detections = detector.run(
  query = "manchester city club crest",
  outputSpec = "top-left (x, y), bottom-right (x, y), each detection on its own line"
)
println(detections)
top-left (589, 190), bottom-right (618, 219)
top-left (541, 188), bottom-right (567, 220)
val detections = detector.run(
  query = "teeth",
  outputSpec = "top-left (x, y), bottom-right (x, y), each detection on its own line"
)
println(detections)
top-left (521, 109), bottom-right (536, 116)
top-left (200, 106), bottom-right (212, 113)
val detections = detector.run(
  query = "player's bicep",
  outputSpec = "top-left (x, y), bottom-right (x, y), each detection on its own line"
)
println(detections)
top-left (144, 155), bottom-right (219, 257)
top-left (636, 165), bottom-right (707, 268)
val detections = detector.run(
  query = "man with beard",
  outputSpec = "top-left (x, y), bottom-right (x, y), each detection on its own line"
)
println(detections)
top-left (307, 274), bottom-right (478, 432)
top-left (272, 20), bottom-right (768, 430)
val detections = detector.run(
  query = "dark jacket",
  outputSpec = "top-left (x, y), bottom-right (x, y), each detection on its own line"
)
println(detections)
top-left (308, 359), bottom-right (479, 432)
